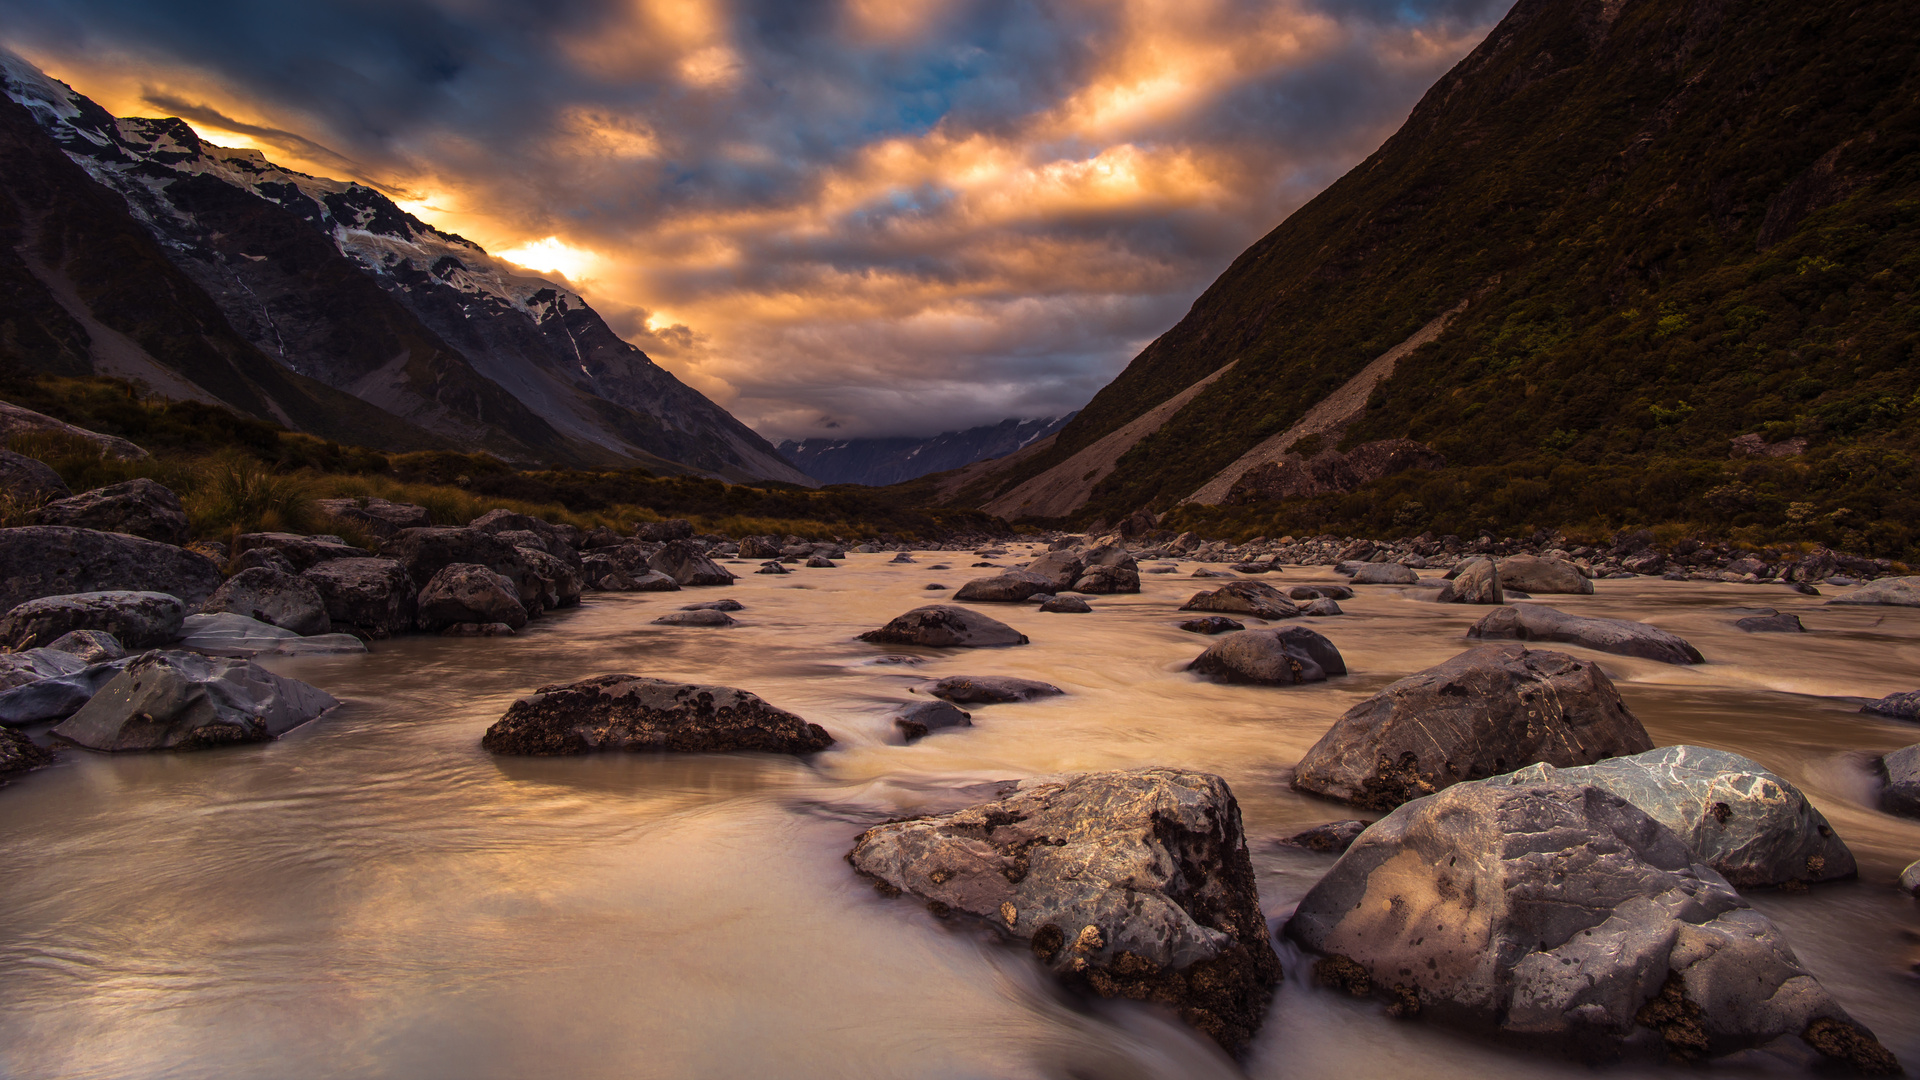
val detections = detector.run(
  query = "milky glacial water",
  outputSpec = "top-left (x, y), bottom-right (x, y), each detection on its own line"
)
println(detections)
top-left (0, 551), bottom-right (1916, 1079)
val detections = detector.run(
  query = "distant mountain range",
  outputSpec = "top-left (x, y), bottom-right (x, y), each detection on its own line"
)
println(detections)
top-left (0, 51), bottom-right (811, 485)
top-left (779, 415), bottom-right (1074, 487)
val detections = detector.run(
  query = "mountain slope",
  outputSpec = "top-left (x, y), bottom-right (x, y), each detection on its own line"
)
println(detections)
top-left (779, 415), bottom-right (1073, 487)
top-left (947, 0), bottom-right (1920, 547)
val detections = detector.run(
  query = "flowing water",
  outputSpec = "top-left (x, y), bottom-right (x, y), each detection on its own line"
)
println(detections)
top-left (1, 550), bottom-right (1916, 1079)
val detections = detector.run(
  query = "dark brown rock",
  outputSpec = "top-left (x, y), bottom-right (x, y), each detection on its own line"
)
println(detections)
top-left (858, 605), bottom-right (1029, 647)
top-left (481, 674), bottom-right (832, 755)
top-left (33, 478), bottom-right (189, 545)
top-left (0, 727), bottom-right (53, 781)
top-left (1188, 627), bottom-right (1346, 685)
top-left (416, 563), bottom-right (528, 631)
top-left (300, 557), bottom-right (416, 638)
top-left (1466, 605), bottom-right (1704, 664)
top-left (648, 539), bottom-right (735, 586)
top-left (1179, 580), bottom-right (1300, 620)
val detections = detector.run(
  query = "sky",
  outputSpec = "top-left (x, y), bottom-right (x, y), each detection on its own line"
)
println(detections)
top-left (0, 0), bottom-right (1514, 441)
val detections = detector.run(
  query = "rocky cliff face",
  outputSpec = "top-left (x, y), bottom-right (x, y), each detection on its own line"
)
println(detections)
top-left (0, 51), bottom-right (812, 485)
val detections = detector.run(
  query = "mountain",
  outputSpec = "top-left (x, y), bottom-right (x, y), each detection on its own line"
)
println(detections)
top-left (940, 0), bottom-right (1920, 550)
top-left (0, 51), bottom-right (812, 485)
top-left (778, 415), bottom-right (1074, 487)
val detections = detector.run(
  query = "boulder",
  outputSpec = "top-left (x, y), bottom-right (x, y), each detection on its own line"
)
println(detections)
top-left (43, 629), bottom-right (126, 663)
top-left (1292, 646), bottom-right (1653, 810)
top-left (0, 590), bottom-right (185, 651)
top-left (755, 561), bottom-right (788, 575)
top-left (0, 448), bottom-right (68, 504)
top-left (1188, 627), bottom-right (1346, 686)
top-left (300, 558), bottom-right (417, 638)
top-left (1734, 611), bottom-right (1805, 633)
top-left (1901, 860), bottom-right (1920, 897)
top-left (199, 567), bottom-right (331, 636)
top-left (33, 478), bottom-right (189, 545)
top-left (1070, 565), bottom-right (1140, 594)
top-left (515, 547), bottom-right (583, 612)
top-left (1039, 595), bottom-right (1092, 613)
top-left (1278, 820), bottom-right (1370, 854)
top-left (681, 599), bottom-right (743, 611)
top-left (738, 536), bottom-right (781, 559)
top-left (648, 539), bottom-right (735, 587)
top-left (480, 674), bottom-right (831, 755)
top-left (806, 555), bottom-right (836, 569)
top-left (0, 400), bottom-right (146, 460)
top-left (1024, 550), bottom-right (1086, 591)
top-left (1436, 557), bottom-right (1503, 604)
top-left (1862, 691), bottom-right (1920, 721)
top-left (0, 646), bottom-right (88, 692)
top-left (651, 609), bottom-right (736, 627)
top-left (1179, 616), bottom-right (1245, 634)
top-left (232, 532), bottom-right (366, 572)
top-left (440, 623), bottom-right (515, 637)
top-left (0, 526), bottom-right (222, 611)
top-left (175, 613), bottom-right (366, 658)
top-left (893, 699), bottom-right (972, 741)
top-left (471, 510), bottom-right (580, 567)
top-left (924, 676), bottom-right (1064, 704)
top-left (416, 563), bottom-right (528, 632)
top-left (858, 606), bottom-right (1029, 648)
top-left (1509, 746), bottom-right (1855, 888)
top-left (847, 768), bottom-right (1282, 1054)
top-left (1288, 584), bottom-right (1354, 601)
top-left (635, 518), bottom-right (694, 542)
top-left (1179, 580), bottom-right (1300, 620)
top-left (377, 528), bottom-right (532, 603)
top-left (315, 496), bottom-right (431, 539)
top-left (0, 656), bottom-right (131, 726)
top-left (1284, 777), bottom-right (1897, 1071)
top-left (0, 727), bottom-right (53, 780)
top-left (1467, 605), bottom-right (1704, 665)
top-left (1879, 743), bottom-right (1920, 819)
top-left (230, 547), bottom-right (297, 574)
top-left (953, 570), bottom-right (1054, 603)
top-left (889, 552), bottom-right (916, 564)
top-left (1496, 554), bottom-right (1594, 595)
top-left (1080, 544), bottom-right (1138, 571)
top-left (1302, 598), bottom-right (1344, 616)
top-left (50, 650), bottom-right (338, 751)
top-left (1826, 576), bottom-right (1920, 607)
top-left (1351, 563), bottom-right (1418, 585)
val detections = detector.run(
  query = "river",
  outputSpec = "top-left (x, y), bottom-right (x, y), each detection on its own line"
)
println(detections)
top-left (1, 548), bottom-right (1915, 1079)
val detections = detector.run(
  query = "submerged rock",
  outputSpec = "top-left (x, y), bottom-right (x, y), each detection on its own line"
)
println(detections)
top-left (33, 477), bottom-right (190, 545)
top-left (0, 590), bottom-right (185, 651)
top-left (892, 699), bottom-right (972, 741)
top-left (0, 527), bottom-right (221, 611)
top-left (651, 609), bottom-right (737, 627)
top-left (1288, 584), bottom-right (1354, 601)
top-left (923, 676), bottom-right (1064, 704)
top-left (1284, 777), bottom-right (1896, 1072)
top-left (858, 606), bottom-right (1029, 648)
top-left (200, 567), bottom-right (331, 636)
top-left (1179, 615), bottom-right (1245, 635)
top-left (1508, 745), bottom-right (1855, 888)
top-left (1496, 554), bottom-right (1594, 595)
top-left (1292, 646), bottom-right (1652, 810)
top-left (1302, 598), bottom-right (1344, 616)
top-left (847, 768), bottom-right (1282, 1054)
top-left (480, 675), bottom-right (831, 755)
top-left (1879, 744), bottom-right (1920, 820)
top-left (1278, 820), bottom-right (1370, 854)
top-left (176, 613), bottom-right (366, 658)
top-left (1826, 576), bottom-right (1920, 607)
top-left (51, 650), bottom-right (338, 752)
top-left (1467, 605), bottom-right (1704, 664)
top-left (1188, 627), bottom-right (1345, 686)
top-left (1039, 595), bottom-right (1092, 613)
top-left (1734, 611), bottom-right (1805, 633)
top-left (1436, 557), bottom-right (1503, 604)
top-left (1179, 580), bottom-right (1300, 620)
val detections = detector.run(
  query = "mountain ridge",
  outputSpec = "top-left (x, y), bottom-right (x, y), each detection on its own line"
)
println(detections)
top-left (778, 415), bottom-right (1074, 487)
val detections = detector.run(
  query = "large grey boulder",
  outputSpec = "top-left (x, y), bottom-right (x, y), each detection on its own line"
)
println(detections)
top-left (1293, 646), bottom-right (1652, 810)
top-left (1879, 743), bottom-right (1920, 819)
top-left (200, 567), bottom-right (331, 636)
top-left (1496, 554), bottom-right (1594, 595)
top-left (0, 527), bottom-right (221, 611)
top-left (1188, 627), bottom-right (1345, 686)
top-left (1023, 550), bottom-right (1087, 591)
top-left (647, 539), bottom-right (735, 587)
top-left (923, 675), bottom-right (1064, 704)
top-left (0, 448), bottom-right (68, 505)
top-left (1285, 778), bottom-right (1897, 1071)
top-left (0, 727), bottom-right (53, 781)
top-left (1509, 746), bottom-right (1855, 888)
top-left (847, 768), bottom-right (1282, 1055)
top-left (1179, 580), bottom-right (1301, 620)
top-left (51, 650), bottom-right (339, 752)
top-left (301, 557), bottom-right (417, 639)
top-left (1436, 557), bottom-right (1503, 604)
top-left (232, 532), bottom-right (366, 572)
top-left (1350, 563), bottom-right (1417, 585)
top-left (1827, 576), bottom-right (1920, 607)
top-left (315, 496), bottom-right (431, 539)
top-left (33, 478), bottom-right (190, 545)
top-left (176, 613), bottom-right (366, 658)
top-left (1467, 605), bottom-right (1704, 664)
top-left (480, 675), bottom-right (831, 755)
top-left (416, 563), bottom-right (528, 632)
top-left (0, 590), bottom-right (185, 651)
top-left (0, 645), bottom-right (89, 692)
top-left (859, 605), bottom-right (1028, 647)
top-left (953, 570), bottom-right (1054, 603)
top-left (0, 655), bottom-right (131, 726)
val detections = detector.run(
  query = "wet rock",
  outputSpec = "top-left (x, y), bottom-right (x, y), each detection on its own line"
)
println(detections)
top-left (648, 539), bottom-right (736, 587)
top-left (416, 563), bottom-right (528, 632)
top-left (176, 613), bottom-right (366, 658)
top-left (847, 768), bottom-right (1282, 1055)
top-left (954, 570), bottom-right (1054, 603)
top-left (924, 676), bottom-right (1064, 704)
top-left (1826, 576), bottom-right (1920, 607)
top-left (1734, 611), bottom-right (1805, 633)
top-left (1024, 550), bottom-right (1086, 591)
top-left (737, 536), bottom-right (781, 559)
top-left (300, 558), bottom-right (417, 638)
top-left (1292, 646), bottom-right (1652, 810)
top-left (1229, 562), bottom-right (1274, 574)
top-left (1192, 568), bottom-right (1233, 578)
top-left (1901, 860), bottom-right (1920, 897)
top-left (1039, 595), bottom-right (1092, 613)
top-left (0, 448), bottom-right (68, 504)
top-left (0, 655), bottom-right (129, 726)
top-left (515, 547), bottom-right (583, 611)
top-left (889, 552), bottom-right (916, 564)
top-left (1284, 777), bottom-right (1897, 1072)
top-left (315, 496), bottom-right (431, 540)
top-left (858, 605), bottom-right (1029, 648)
top-left (43, 629), bottom-right (126, 663)
top-left (1278, 820), bottom-right (1370, 854)
top-left (440, 622), bottom-right (515, 637)
top-left (1302, 598), bottom-right (1344, 616)
top-left (635, 518), bottom-right (694, 543)
top-left (1879, 744), bottom-right (1920, 820)
top-left (924, 583), bottom-right (947, 590)
top-left (1070, 565), bottom-right (1140, 594)
top-left (1288, 584), bottom-right (1354, 601)
top-left (1466, 605), bottom-right (1704, 665)
top-left (0, 526), bottom-right (222, 612)
top-left (51, 650), bottom-right (338, 751)
top-left (0, 645), bottom-right (88, 692)
top-left (756, 561), bottom-right (789, 575)
top-left (681, 599), bottom-right (743, 612)
top-left (1862, 691), bottom-right (1920, 722)
top-left (33, 478), bottom-right (190, 545)
top-left (1496, 554), bottom-right (1594, 595)
top-left (1436, 557), bottom-right (1503, 604)
top-left (1509, 745), bottom-right (1855, 888)
top-left (200, 567), bottom-right (331, 636)
top-left (893, 699), bottom-right (972, 741)
top-left (230, 547), bottom-right (297, 574)
top-left (480, 674), bottom-right (832, 755)
top-left (1187, 627), bottom-right (1345, 686)
top-left (628, 569), bottom-right (681, 591)
top-left (1179, 615), bottom-right (1245, 634)
top-left (0, 590), bottom-right (185, 651)
top-left (233, 532), bottom-right (366, 572)
top-left (806, 555), bottom-right (836, 568)
top-left (1351, 563), bottom-right (1417, 585)
top-left (0, 727), bottom-right (53, 780)
top-left (652, 609), bottom-right (737, 627)
top-left (377, 528), bottom-right (532, 604)
top-left (1622, 550), bottom-right (1668, 575)
top-left (1179, 580), bottom-right (1300, 620)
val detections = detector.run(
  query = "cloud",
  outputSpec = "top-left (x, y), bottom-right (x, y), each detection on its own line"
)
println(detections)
top-left (0, 0), bottom-right (1513, 440)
